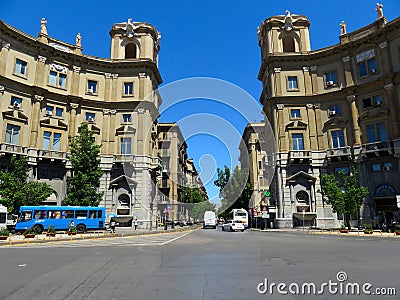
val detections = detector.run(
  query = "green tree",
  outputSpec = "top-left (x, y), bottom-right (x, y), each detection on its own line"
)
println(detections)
top-left (214, 165), bottom-right (251, 216)
top-left (320, 166), bottom-right (369, 229)
top-left (64, 123), bottom-right (103, 206)
top-left (0, 156), bottom-right (53, 213)
top-left (189, 200), bottom-right (215, 221)
top-left (181, 186), bottom-right (205, 203)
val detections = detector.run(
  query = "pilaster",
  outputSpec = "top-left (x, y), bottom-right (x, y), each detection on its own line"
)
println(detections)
top-left (101, 109), bottom-right (110, 154)
top-left (342, 56), bottom-right (354, 88)
top-left (276, 104), bottom-right (287, 151)
top-left (274, 68), bottom-right (282, 96)
top-left (347, 95), bottom-right (361, 146)
top-left (71, 66), bottom-right (81, 96)
top-left (309, 66), bottom-right (318, 95)
top-left (306, 103), bottom-right (318, 150)
top-left (108, 110), bottom-right (116, 153)
top-left (111, 74), bottom-right (118, 101)
top-left (34, 55), bottom-right (47, 87)
top-left (0, 40), bottom-right (11, 75)
top-left (303, 67), bottom-right (312, 96)
top-left (29, 95), bottom-right (44, 148)
top-left (314, 103), bottom-right (325, 150)
top-left (384, 83), bottom-right (400, 139)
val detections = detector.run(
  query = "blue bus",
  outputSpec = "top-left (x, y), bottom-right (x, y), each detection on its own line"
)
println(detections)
top-left (15, 206), bottom-right (105, 234)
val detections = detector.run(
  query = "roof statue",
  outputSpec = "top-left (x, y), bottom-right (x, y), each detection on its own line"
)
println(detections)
top-left (340, 21), bottom-right (347, 35)
top-left (75, 33), bottom-right (81, 47)
top-left (376, 3), bottom-right (384, 19)
top-left (40, 18), bottom-right (47, 35)
top-left (284, 10), bottom-right (294, 31)
top-left (125, 18), bottom-right (136, 38)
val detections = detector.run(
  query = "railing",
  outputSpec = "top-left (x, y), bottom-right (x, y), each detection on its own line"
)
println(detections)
top-left (326, 146), bottom-right (352, 157)
top-left (362, 141), bottom-right (393, 152)
top-left (38, 150), bottom-right (67, 160)
top-left (0, 143), bottom-right (28, 155)
top-left (113, 154), bottom-right (135, 162)
top-left (288, 150), bottom-right (311, 163)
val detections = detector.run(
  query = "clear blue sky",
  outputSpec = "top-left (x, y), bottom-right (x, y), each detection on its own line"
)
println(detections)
top-left (1, 1), bottom-right (400, 203)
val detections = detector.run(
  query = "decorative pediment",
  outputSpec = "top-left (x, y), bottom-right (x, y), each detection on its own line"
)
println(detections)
top-left (287, 171), bottom-right (316, 181)
top-left (40, 118), bottom-right (68, 130)
top-left (2, 110), bottom-right (28, 124)
top-left (286, 120), bottom-right (307, 131)
top-left (109, 174), bottom-right (137, 187)
top-left (323, 116), bottom-right (348, 132)
top-left (116, 125), bottom-right (136, 135)
top-left (90, 124), bottom-right (101, 135)
top-left (359, 108), bottom-right (389, 120)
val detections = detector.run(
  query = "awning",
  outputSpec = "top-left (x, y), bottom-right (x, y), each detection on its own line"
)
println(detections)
top-left (293, 213), bottom-right (317, 221)
top-left (111, 216), bottom-right (133, 223)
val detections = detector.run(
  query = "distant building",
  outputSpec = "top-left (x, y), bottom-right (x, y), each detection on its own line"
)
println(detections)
top-left (257, 10), bottom-right (400, 228)
top-left (0, 18), bottom-right (163, 227)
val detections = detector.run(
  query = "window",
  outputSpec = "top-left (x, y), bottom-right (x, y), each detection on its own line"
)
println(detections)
top-left (162, 148), bottom-right (168, 156)
top-left (10, 96), bottom-right (22, 107)
top-left (49, 70), bottom-right (67, 88)
top-left (383, 162), bottom-right (393, 171)
top-left (14, 59), bottom-right (27, 76)
top-left (334, 167), bottom-right (349, 175)
top-left (55, 107), bottom-right (63, 117)
top-left (358, 59), bottom-right (377, 77)
top-left (42, 131), bottom-right (61, 151)
top-left (75, 210), bottom-right (88, 219)
top-left (5, 124), bottom-right (20, 144)
top-left (87, 80), bottom-right (97, 93)
top-left (363, 98), bottom-right (372, 109)
top-left (125, 43), bottom-right (137, 59)
top-left (34, 210), bottom-right (47, 219)
top-left (329, 105), bottom-right (340, 116)
top-left (325, 71), bottom-right (337, 86)
top-left (45, 105), bottom-right (54, 116)
top-left (366, 123), bottom-right (387, 143)
top-left (291, 133), bottom-right (304, 150)
top-left (331, 130), bottom-right (345, 148)
top-left (290, 109), bottom-right (301, 119)
top-left (372, 95), bottom-right (383, 107)
top-left (372, 164), bottom-right (381, 172)
top-left (124, 82), bottom-right (133, 95)
top-left (86, 112), bottom-right (95, 122)
top-left (288, 76), bottom-right (298, 90)
top-left (121, 138), bottom-right (131, 154)
top-left (123, 114), bottom-right (132, 123)
top-left (283, 36), bottom-right (295, 52)
top-left (48, 210), bottom-right (61, 219)
top-left (61, 210), bottom-right (74, 218)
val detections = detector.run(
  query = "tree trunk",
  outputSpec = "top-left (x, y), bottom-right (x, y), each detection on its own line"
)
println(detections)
top-left (345, 214), bottom-right (351, 230)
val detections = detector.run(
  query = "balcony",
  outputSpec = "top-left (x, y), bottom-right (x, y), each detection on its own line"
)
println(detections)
top-left (362, 141), bottom-right (393, 158)
top-left (288, 150), bottom-right (311, 164)
top-left (113, 154), bottom-right (135, 162)
top-left (326, 146), bottom-right (352, 162)
top-left (38, 150), bottom-right (67, 162)
top-left (0, 143), bottom-right (28, 156)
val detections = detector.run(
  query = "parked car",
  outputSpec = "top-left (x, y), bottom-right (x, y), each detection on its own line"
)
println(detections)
top-left (222, 220), bottom-right (245, 232)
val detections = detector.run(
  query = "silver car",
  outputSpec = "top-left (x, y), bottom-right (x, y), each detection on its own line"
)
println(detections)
top-left (222, 220), bottom-right (245, 232)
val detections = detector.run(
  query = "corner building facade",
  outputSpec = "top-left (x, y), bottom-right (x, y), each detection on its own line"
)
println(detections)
top-left (258, 12), bottom-right (400, 228)
top-left (0, 19), bottom-right (163, 227)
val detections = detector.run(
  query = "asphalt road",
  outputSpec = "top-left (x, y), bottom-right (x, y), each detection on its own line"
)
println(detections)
top-left (0, 229), bottom-right (399, 300)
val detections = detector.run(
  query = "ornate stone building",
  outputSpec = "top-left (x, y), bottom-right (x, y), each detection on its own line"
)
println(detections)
top-left (258, 10), bottom-right (400, 228)
top-left (0, 18), bottom-right (163, 227)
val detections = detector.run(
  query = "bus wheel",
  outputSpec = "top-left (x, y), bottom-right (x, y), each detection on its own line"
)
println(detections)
top-left (34, 225), bottom-right (43, 234)
top-left (76, 224), bottom-right (86, 233)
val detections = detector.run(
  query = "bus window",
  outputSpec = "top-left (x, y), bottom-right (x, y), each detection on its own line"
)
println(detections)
top-left (20, 210), bottom-right (32, 222)
top-left (61, 210), bottom-right (74, 219)
top-left (34, 210), bottom-right (47, 219)
top-left (98, 210), bottom-right (103, 218)
top-left (76, 210), bottom-right (88, 219)
top-left (48, 210), bottom-right (61, 219)
top-left (89, 211), bottom-right (97, 219)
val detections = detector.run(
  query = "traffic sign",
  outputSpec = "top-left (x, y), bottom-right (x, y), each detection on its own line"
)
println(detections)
top-left (264, 190), bottom-right (271, 197)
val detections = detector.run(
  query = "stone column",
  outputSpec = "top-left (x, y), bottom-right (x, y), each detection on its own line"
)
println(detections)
top-left (309, 66), bottom-right (318, 95)
top-left (303, 67), bottom-right (312, 96)
top-left (309, 180), bottom-right (315, 212)
top-left (274, 68), bottom-right (282, 96)
top-left (104, 73), bottom-right (112, 101)
top-left (139, 72), bottom-right (146, 100)
top-left (29, 95), bottom-right (44, 148)
top-left (342, 56), bottom-right (354, 88)
top-left (111, 74), bottom-right (118, 101)
top-left (384, 83), bottom-right (400, 139)
top-left (68, 103), bottom-right (79, 147)
top-left (347, 95), bottom-right (361, 146)
top-left (306, 103), bottom-right (318, 150)
top-left (101, 109), bottom-right (110, 155)
top-left (71, 66), bottom-right (81, 96)
top-left (108, 110), bottom-right (117, 154)
top-left (0, 41), bottom-right (11, 75)
top-left (276, 104), bottom-right (287, 151)
top-left (378, 41), bottom-right (390, 74)
top-left (289, 181), bottom-right (295, 209)
top-left (34, 55), bottom-right (47, 87)
top-left (314, 103), bottom-right (324, 150)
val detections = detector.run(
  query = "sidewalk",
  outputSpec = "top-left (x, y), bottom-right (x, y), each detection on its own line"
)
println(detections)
top-left (0, 225), bottom-right (198, 246)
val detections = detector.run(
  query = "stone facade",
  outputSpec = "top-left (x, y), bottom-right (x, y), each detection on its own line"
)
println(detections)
top-left (258, 11), bottom-right (400, 228)
top-left (0, 18), bottom-right (163, 228)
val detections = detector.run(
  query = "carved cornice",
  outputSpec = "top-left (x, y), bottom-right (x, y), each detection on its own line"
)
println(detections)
top-left (1, 40), bottom-right (10, 49)
top-left (303, 66), bottom-right (310, 72)
top-left (347, 95), bottom-right (356, 102)
top-left (342, 56), bottom-right (350, 63)
top-left (384, 83), bottom-right (394, 90)
top-left (34, 95), bottom-right (44, 102)
top-left (112, 74), bottom-right (118, 79)
top-left (105, 73), bottom-right (112, 79)
top-left (69, 103), bottom-right (79, 109)
top-left (139, 72), bottom-right (146, 78)
top-left (37, 55), bottom-right (47, 63)
top-left (109, 109), bottom-right (117, 115)
top-left (276, 104), bottom-right (284, 110)
top-left (274, 67), bottom-right (281, 73)
top-left (306, 103), bottom-right (314, 109)
top-left (103, 109), bottom-right (110, 115)
top-left (73, 66), bottom-right (81, 73)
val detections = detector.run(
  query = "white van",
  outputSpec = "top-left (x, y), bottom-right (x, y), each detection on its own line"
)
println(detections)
top-left (0, 205), bottom-right (7, 229)
top-left (203, 211), bottom-right (216, 229)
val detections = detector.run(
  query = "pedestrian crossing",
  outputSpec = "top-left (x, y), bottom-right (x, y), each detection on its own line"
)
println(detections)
top-left (0, 231), bottom-right (194, 248)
